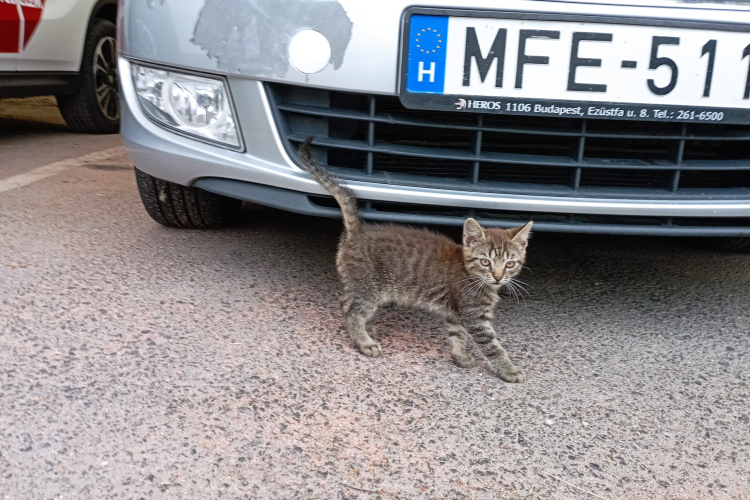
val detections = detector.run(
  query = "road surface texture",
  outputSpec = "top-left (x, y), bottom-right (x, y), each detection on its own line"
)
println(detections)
top-left (1, 98), bottom-right (749, 499)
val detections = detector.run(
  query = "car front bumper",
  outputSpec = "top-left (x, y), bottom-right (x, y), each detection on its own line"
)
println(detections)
top-left (119, 0), bottom-right (750, 236)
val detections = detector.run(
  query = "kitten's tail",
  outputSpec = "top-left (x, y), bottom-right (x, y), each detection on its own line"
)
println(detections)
top-left (298, 137), bottom-right (362, 235)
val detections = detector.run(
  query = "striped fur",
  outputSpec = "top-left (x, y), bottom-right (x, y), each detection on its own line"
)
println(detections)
top-left (298, 138), bottom-right (361, 235)
top-left (297, 141), bottom-right (533, 383)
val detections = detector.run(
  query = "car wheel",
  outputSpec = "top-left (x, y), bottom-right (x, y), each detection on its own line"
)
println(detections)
top-left (698, 237), bottom-right (750, 253)
top-left (135, 168), bottom-right (242, 229)
top-left (57, 18), bottom-right (119, 134)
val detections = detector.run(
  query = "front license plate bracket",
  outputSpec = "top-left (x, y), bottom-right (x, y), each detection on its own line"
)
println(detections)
top-left (399, 8), bottom-right (750, 124)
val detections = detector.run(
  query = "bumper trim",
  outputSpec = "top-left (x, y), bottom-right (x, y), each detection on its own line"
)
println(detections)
top-left (0, 72), bottom-right (79, 98)
top-left (194, 177), bottom-right (750, 236)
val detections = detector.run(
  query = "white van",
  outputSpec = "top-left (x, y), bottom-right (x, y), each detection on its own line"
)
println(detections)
top-left (0, 0), bottom-right (119, 133)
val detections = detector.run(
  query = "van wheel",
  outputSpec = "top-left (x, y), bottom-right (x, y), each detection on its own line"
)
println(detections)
top-left (57, 19), bottom-right (120, 134)
top-left (135, 168), bottom-right (242, 228)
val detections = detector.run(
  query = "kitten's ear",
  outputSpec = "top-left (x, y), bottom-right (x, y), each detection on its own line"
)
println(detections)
top-left (463, 218), bottom-right (486, 246)
top-left (508, 221), bottom-right (533, 246)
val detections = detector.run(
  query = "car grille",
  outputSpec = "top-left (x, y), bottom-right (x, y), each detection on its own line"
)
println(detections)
top-left (266, 83), bottom-right (750, 234)
top-left (267, 82), bottom-right (750, 196)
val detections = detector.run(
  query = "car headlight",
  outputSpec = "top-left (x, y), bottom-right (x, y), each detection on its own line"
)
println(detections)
top-left (131, 63), bottom-right (241, 149)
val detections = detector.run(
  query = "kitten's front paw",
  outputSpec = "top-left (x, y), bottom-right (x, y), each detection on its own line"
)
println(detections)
top-left (498, 367), bottom-right (526, 383)
top-left (358, 342), bottom-right (382, 358)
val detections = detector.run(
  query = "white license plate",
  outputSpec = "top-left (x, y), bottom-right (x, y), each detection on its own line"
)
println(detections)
top-left (400, 9), bottom-right (750, 124)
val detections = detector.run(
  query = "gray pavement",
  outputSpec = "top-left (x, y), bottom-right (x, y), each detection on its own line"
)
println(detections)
top-left (1, 98), bottom-right (749, 499)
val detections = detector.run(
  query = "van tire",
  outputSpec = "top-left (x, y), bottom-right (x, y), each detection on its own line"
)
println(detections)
top-left (135, 168), bottom-right (242, 229)
top-left (57, 19), bottom-right (120, 134)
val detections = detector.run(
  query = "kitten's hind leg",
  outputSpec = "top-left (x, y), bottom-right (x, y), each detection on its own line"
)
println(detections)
top-left (446, 320), bottom-right (477, 368)
top-left (344, 296), bottom-right (381, 357)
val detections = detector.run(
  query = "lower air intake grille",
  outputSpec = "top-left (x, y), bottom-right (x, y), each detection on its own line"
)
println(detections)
top-left (266, 83), bottom-right (750, 202)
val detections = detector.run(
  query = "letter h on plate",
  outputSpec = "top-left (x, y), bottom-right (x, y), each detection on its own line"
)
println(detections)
top-left (406, 15), bottom-right (449, 93)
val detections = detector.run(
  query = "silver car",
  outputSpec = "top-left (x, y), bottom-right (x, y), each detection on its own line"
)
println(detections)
top-left (119, 0), bottom-right (750, 250)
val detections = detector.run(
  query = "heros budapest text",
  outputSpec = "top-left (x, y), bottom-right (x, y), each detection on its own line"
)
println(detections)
top-left (460, 99), bottom-right (628, 117)
top-left (453, 98), bottom-right (725, 122)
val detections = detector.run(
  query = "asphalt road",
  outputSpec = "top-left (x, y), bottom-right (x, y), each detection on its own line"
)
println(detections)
top-left (1, 98), bottom-right (749, 500)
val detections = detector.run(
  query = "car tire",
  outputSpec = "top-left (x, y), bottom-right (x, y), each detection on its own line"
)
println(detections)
top-left (699, 237), bottom-right (750, 253)
top-left (57, 18), bottom-right (120, 134)
top-left (135, 168), bottom-right (242, 229)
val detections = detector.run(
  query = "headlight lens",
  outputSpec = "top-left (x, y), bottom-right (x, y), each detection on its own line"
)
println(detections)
top-left (131, 63), bottom-right (241, 149)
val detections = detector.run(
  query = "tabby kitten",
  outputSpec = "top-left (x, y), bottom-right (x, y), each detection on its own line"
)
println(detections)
top-left (299, 139), bottom-right (533, 383)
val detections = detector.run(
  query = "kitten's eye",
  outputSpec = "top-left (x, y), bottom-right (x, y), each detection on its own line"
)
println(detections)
top-left (506, 261), bottom-right (516, 268)
top-left (480, 259), bottom-right (491, 267)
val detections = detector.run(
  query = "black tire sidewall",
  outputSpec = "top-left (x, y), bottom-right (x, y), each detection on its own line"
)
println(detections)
top-left (58, 19), bottom-right (119, 134)
top-left (711, 237), bottom-right (750, 253)
top-left (689, 237), bottom-right (750, 253)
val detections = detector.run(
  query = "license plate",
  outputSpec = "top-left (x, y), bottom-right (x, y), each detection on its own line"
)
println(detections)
top-left (399, 9), bottom-right (750, 124)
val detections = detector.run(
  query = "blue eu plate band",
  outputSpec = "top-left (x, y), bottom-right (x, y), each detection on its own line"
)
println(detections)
top-left (406, 15), bottom-right (449, 94)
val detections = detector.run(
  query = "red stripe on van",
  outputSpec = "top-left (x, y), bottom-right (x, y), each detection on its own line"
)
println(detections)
top-left (22, 0), bottom-right (46, 48)
top-left (0, 3), bottom-right (21, 53)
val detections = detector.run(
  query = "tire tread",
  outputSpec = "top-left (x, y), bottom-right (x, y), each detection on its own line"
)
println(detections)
top-left (185, 187), bottom-right (207, 228)
top-left (135, 168), bottom-right (240, 229)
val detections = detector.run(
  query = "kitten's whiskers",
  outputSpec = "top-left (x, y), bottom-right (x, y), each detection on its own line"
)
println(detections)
top-left (466, 281), bottom-right (485, 296)
top-left (504, 280), bottom-right (528, 304)
top-left (512, 278), bottom-right (536, 290)
top-left (509, 279), bottom-right (532, 297)
top-left (460, 277), bottom-right (483, 295)
top-left (464, 277), bottom-right (490, 296)
top-left (504, 278), bottom-right (531, 304)
top-left (505, 282), bottom-right (519, 303)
